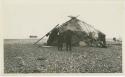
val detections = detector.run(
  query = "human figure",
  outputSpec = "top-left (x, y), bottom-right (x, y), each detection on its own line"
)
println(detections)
top-left (88, 32), bottom-right (97, 46)
top-left (64, 30), bottom-right (73, 51)
top-left (88, 32), bottom-right (93, 46)
top-left (98, 32), bottom-right (106, 47)
top-left (57, 32), bottom-right (64, 51)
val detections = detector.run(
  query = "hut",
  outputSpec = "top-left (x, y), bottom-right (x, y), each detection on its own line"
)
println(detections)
top-left (46, 16), bottom-right (106, 47)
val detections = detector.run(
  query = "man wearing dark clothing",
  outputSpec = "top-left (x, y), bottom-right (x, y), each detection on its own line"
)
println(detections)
top-left (64, 30), bottom-right (73, 51)
top-left (57, 32), bottom-right (64, 51)
top-left (98, 32), bottom-right (106, 47)
top-left (88, 32), bottom-right (94, 46)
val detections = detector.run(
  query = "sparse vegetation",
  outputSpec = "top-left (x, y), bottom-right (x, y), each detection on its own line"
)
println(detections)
top-left (4, 39), bottom-right (122, 73)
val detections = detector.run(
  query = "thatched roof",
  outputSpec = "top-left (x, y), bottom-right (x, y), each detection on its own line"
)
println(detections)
top-left (47, 16), bottom-right (105, 46)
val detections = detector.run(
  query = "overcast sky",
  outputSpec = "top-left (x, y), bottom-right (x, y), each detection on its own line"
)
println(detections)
top-left (3, 0), bottom-right (124, 39)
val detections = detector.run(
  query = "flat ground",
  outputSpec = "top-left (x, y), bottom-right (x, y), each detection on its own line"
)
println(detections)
top-left (4, 39), bottom-right (122, 73)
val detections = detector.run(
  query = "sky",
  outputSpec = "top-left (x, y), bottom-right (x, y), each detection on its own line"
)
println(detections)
top-left (2, 0), bottom-right (124, 39)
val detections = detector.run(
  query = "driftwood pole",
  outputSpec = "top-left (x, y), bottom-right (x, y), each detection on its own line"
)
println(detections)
top-left (33, 24), bottom-right (59, 45)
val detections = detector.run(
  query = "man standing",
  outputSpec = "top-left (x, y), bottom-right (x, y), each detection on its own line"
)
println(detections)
top-left (64, 30), bottom-right (73, 51)
top-left (57, 32), bottom-right (64, 51)
top-left (98, 31), bottom-right (107, 47)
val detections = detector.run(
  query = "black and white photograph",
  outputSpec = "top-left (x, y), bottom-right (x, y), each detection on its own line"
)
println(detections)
top-left (1, 0), bottom-right (124, 74)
